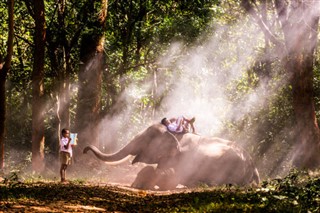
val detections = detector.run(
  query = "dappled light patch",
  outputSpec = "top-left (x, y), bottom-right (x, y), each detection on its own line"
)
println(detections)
top-left (64, 204), bottom-right (106, 211)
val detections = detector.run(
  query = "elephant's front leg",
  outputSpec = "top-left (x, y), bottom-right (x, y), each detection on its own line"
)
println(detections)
top-left (131, 166), bottom-right (158, 190)
top-left (154, 167), bottom-right (178, 190)
top-left (131, 166), bottom-right (178, 190)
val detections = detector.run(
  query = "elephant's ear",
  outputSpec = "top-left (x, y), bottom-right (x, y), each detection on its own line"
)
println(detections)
top-left (164, 131), bottom-right (181, 155)
top-left (158, 131), bottom-right (181, 161)
top-left (155, 130), bottom-right (181, 169)
top-left (132, 124), bottom-right (181, 165)
top-left (149, 123), bottom-right (181, 156)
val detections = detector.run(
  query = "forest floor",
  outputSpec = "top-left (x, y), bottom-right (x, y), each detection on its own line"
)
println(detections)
top-left (1, 169), bottom-right (320, 212)
top-left (1, 158), bottom-right (320, 212)
top-left (1, 181), bottom-right (192, 212)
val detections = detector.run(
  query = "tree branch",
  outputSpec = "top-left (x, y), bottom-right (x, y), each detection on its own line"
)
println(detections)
top-left (241, 0), bottom-right (286, 54)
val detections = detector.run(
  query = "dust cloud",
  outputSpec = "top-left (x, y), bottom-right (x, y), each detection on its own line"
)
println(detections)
top-left (104, 21), bottom-right (278, 139)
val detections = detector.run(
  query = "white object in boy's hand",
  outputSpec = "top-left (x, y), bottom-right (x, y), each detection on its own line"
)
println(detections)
top-left (70, 133), bottom-right (78, 145)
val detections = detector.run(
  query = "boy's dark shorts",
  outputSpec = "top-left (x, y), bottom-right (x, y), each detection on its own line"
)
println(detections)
top-left (60, 151), bottom-right (72, 165)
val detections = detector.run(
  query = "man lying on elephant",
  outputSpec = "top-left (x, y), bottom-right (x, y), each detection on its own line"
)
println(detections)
top-left (161, 116), bottom-right (195, 133)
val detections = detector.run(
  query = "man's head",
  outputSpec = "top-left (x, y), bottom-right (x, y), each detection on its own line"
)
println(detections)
top-left (161, 117), bottom-right (170, 126)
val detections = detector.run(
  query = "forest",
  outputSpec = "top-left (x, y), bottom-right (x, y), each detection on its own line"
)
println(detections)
top-left (1, 0), bottom-right (320, 212)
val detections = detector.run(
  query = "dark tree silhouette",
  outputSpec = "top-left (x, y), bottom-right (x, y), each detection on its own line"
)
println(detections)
top-left (30, 0), bottom-right (46, 172)
top-left (0, 0), bottom-right (14, 170)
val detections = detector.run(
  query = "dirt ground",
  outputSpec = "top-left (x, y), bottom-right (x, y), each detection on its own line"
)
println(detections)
top-left (0, 180), bottom-right (191, 213)
top-left (0, 160), bottom-right (183, 212)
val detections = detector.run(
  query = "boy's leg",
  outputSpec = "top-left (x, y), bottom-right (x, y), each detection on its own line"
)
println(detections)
top-left (183, 117), bottom-right (195, 124)
top-left (182, 117), bottom-right (195, 132)
top-left (60, 164), bottom-right (68, 182)
top-left (176, 116), bottom-right (184, 132)
top-left (176, 116), bottom-right (183, 125)
top-left (187, 117), bottom-right (195, 133)
top-left (190, 123), bottom-right (195, 133)
top-left (59, 151), bottom-right (72, 182)
top-left (63, 165), bottom-right (68, 182)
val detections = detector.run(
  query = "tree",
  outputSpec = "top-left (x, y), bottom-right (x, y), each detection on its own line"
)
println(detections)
top-left (46, 0), bottom-right (85, 145)
top-left (46, 0), bottom-right (72, 136)
top-left (76, 0), bottom-right (108, 148)
top-left (31, 0), bottom-right (46, 172)
top-left (0, 0), bottom-right (14, 170)
top-left (241, 0), bottom-right (320, 169)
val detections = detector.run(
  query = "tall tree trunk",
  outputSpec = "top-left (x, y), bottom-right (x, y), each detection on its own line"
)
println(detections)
top-left (288, 50), bottom-right (320, 168)
top-left (76, 0), bottom-right (107, 150)
top-left (285, 21), bottom-right (320, 168)
top-left (277, 2), bottom-right (320, 169)
top-left (0, 0), bottom-right (14, 170)
top-left (57, 0), bottom-right (70, 131)
top-left (47, 0), bottom-right (86, 145)
top-left (0, 60), bottom-right (5, 171)
top-left (54, 0), bottom-right (70, 143)
top-left (32, 0), bottom-right (46, 172)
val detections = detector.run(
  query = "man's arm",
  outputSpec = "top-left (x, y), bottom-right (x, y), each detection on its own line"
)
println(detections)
top-left (169, 118), bottom-right (177, 122)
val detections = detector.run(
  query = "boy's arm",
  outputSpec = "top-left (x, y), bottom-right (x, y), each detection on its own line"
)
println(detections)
top-left (64, 138), bottom-right (71, 149)
top-left (176, 118), bottom-right (184, 129)
top-left (169, 118), bottom-right (176, 122)
top-left (183, 116), bottom-right (191, 122)
top-left (71, 137), bottom-right (78, 147)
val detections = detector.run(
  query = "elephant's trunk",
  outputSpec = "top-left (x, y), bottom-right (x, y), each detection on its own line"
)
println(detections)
top-left (83, 132), bottom-right (142, 162)
top-left (83, 145), bottom-right (133, 162)
top-left (83, 124), bottom-right (169, 165)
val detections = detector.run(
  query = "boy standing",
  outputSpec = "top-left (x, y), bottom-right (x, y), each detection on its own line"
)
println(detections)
top-left (59, 128), bottom-right (73, 182)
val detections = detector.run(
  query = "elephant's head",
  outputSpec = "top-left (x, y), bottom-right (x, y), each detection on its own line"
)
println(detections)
top-left (83, 123), bottom-right (180, 165)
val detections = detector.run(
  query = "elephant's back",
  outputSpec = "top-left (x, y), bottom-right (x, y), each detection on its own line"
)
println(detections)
top-left (180, 139), bottom-right (257, 185)
top-left (197, 142), bottom-right (231, 157)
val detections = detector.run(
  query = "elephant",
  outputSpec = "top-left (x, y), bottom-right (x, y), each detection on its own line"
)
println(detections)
top-left (83, 123), bottom-right (260, 190)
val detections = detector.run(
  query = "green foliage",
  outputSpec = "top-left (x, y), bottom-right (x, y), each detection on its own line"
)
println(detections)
top-left (1, 172), bottom-right (20, 188)
top-left (314, 51), bottom-right (320, 124)
top-left (2, 150), bottom-right (32, 182)
top-left (0, 1), bottom-right (8, 57)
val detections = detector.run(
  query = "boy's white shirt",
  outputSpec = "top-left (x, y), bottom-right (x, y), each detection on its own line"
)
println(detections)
top-left (168, 116), bottom-right (184, 132)
top-left (60, 136), bottom-right (73, 157)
